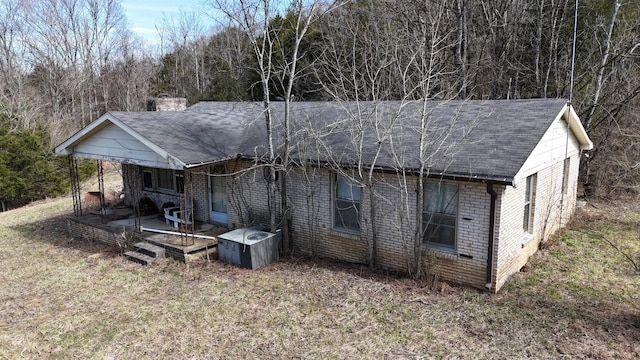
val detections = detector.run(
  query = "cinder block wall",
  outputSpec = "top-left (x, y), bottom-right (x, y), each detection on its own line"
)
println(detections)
top-left (494, 153), bottom-right (580, 291)
top-left (122, 161), bottom-right (273, 228)
top-left (121, 155), bottom-right (581, 292)
top-left (67, 217), bottom-right (128, 248)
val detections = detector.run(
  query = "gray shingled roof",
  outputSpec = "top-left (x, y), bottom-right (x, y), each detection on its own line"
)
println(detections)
top-left (109, 102), bottom-right (270, 166)
top-left (111, 98), bottom-right (569, 183)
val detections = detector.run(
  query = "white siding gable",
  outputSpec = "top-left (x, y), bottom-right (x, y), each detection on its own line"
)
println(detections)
top-left (72, 122), bottom-right (175, 169)
top-left (515, 112), bottom-right (580, 183)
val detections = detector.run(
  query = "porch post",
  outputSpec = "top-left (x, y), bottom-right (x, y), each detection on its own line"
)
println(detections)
top-left (68, 155), bottom-right (82, 216)
top-left (178, 169), bottom-right (196, 247)
top-left (97, 160), bottom-right (105, 212)
top-left (123, 164), bottom-right (141, 232)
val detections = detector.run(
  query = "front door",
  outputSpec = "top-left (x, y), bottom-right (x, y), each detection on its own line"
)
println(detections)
top-left (208, 165), bottom-right (228, 224)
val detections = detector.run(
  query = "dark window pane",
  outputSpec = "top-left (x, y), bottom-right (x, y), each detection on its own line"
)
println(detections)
top-left (210, 165), bottom-right (225, 175)
top-left (523, 203), bottom-right (530, 231)
top-left (424, 182), bottom-right (458, 215)
top-left (143, 170), bottom-right (153, 189)
top-left (335, 199), bottom-right (359, 230)
top-left (423, 212), bottom-right (456, 247)
top-left (523, 175), bottom-right (534, 232)
top-left (423, 181), bottom-right (458, 249)
top-left (175, 172), bottom-right (185, 193)
top-left (157, 169), bottom-right (173, 190)
top-left (334, 175), bottom-right (361, 231)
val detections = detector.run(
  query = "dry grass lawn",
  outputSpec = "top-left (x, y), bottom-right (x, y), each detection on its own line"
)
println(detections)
top-left (0, 195), bottom-right (639, 359)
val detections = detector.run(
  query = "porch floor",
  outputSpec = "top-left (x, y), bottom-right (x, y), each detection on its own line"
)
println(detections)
top-left (76, 210), bottom-right (228, 262)
top-left (138, 218), bottom-right (226, 261)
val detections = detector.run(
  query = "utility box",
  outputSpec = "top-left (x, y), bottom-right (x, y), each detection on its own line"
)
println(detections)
top-left (217, 228), bottom-right (280, 269)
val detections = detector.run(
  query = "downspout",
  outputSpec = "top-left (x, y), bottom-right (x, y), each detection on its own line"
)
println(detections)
top-left (486, 182), bottom-right (497, 290)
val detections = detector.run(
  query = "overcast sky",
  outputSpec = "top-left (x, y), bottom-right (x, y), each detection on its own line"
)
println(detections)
top-left (121, 0), bottom-right (207, 47)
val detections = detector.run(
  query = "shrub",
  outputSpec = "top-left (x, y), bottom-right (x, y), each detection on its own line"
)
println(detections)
top-left (0, 120), bottom-right (71, 211)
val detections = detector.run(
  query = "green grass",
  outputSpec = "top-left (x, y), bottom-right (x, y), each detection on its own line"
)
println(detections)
top-left (0, 196), bottom-right (639, 359)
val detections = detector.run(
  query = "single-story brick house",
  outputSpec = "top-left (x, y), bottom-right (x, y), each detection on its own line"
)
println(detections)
top-left (55, 98), bottom-right (592, 291)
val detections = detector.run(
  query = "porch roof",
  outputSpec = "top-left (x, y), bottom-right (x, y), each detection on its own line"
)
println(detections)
top-left (54, 103), bottom-right (270, 169)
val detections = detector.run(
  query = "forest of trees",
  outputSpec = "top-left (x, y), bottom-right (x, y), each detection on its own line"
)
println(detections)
top-left (0, 0), bottom-right (638, 210)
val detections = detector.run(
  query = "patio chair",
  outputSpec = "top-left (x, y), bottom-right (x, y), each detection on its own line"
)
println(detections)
top-left (163, 206), bottom-right (193, 228)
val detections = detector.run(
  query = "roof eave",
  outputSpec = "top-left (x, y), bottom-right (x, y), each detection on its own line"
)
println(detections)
top-left (565, 104), bottom-right (594, 151)
top-left (183, 154), bottom-right (242, 169)
top-left (424, 171), bottom-right (514, 186)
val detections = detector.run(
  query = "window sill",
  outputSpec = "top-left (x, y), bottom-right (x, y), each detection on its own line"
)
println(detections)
top-left (157, 188), bottom-right (178, 195)
top-left (423, 244), bottom-right (458, 260)
top-left (330, 228), bottom-right (361, 240)
top-left (143, 188), bottom-right (180, 196)
top-left (522, 231), bottom-right (535, 247)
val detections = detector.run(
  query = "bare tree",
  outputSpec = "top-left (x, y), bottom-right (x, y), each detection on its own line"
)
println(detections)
top-left (210, 0), bottom-right (280, 237)
top-left (0, 0), bottom-right (142, 142)
top-left (583, 0), bottom-right (622, 131)
top-left (0, 0), bottom-right (43, 130)
top-left (156, 9), bottom-right (212, 98)
top-left (209, 0), bottom-right (335, 250)
top-left (309, 0), bottom-right (467, 275)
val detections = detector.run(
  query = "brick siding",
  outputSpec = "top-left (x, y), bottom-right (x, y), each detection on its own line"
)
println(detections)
top-left (493, 152), bottom-right (579, 290)
top-left (120, 153), bottom-right (580, 292)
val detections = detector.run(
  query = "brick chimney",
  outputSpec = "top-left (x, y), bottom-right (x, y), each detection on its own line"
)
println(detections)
top-left (147, 96), bottom-right (187, 111)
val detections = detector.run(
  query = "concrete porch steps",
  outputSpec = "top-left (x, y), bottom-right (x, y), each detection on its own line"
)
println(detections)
top-left (134, 242), bottom-right (166, 258)
top-left (124, 251), bottom-right (156, 265)
top-left (124, 242), bottom-right (166, 265)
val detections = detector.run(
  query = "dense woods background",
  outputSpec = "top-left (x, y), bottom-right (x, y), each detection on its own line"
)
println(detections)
top-left (0, 0), bottom-right (638, 209)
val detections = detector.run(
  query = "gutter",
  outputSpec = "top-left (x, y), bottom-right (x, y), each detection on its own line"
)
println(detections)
top-left (183, 152), bottom-right (516, 186)
top-left (183, 154), bottom-right (242, 169)
top-left (486, 182), bottom-right (498, 290)
top-left (289, 157), bottom-right (515, 186)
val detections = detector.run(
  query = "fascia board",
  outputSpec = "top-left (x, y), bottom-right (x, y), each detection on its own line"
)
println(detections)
top-left (566, 105), bottom-right (594, 150)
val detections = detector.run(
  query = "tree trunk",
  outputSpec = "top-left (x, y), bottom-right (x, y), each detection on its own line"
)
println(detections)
top-left (368, 184), bottom-right (377, 270)
top-left (585, 0), bottom-right (622, 130)
top-left (454, 0), bottom-right (467, 99)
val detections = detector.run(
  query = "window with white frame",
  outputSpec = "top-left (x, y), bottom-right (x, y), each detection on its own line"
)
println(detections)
top-left (423, 181), bottom-right (459, 250)
top-left (141, 167), bottom-right (184, 194)
top-left (523, 175), bottom-right (535, 232)
top-left (334, 174), bottom-right (361, 232)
